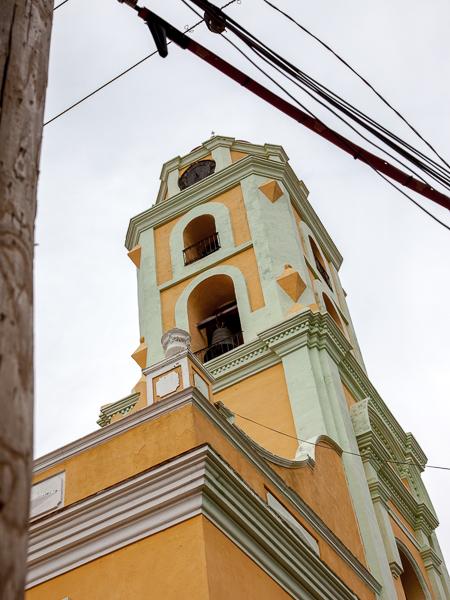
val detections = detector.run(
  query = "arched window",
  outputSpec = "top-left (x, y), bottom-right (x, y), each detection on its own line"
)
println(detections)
top-left (187, 274), bottom-right (243, 363)
top-left (183, 214), bottom-right (220, 265)
top-left (323, 293), bottom-right (344, 333)
top-left (398, 546), bottom-right (428, 599)
top-left (309, 236), bottom-right (332, 290)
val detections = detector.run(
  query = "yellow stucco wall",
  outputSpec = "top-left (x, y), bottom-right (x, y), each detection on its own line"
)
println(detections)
top-left (160, 246), bottom-right (265, 332)
top-left (342, 384), bottom-right (357, 408)
top-left (154, 184), bottom-right (251, 286)
top-left (230, 150), bottom-right (248, 163)
top-left (202, 518), bottom-right (290, 599)
top-left (215, 364), bottom-right (298, 459)
top-left (272, 442), bottom-right (367, 567)
top-left (32, 401), bottom-right (372, 598)
top-left (27, 516), bottom-right (210, 600)
top-left (27, 515), bottom-right (292, 600)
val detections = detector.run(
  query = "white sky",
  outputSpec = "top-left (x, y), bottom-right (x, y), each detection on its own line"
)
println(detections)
top-left (37, 0), bottom-right (450, 564)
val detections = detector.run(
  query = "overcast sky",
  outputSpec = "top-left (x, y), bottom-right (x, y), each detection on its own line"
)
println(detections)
top-left (37, 0), bottom-right (450, 563)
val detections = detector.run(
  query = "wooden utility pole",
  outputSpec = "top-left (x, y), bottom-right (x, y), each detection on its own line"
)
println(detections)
top-left (0, 1), bottom-right (53, 597)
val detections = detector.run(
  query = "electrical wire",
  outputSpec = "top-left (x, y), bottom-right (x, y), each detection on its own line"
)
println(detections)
top-left (233, 411), bottom-right (450, 472)
top-left (373, 171), bottom-right (450, 231)
top-left (181, 0), bottom-right (450, 229)
top-left (261, 0), bottom-right (450, 172)
top-left (187, 0), bottom-right (450, 191)
top-left (44, 0), bottom-right (238, 126)
top-left (54, 0), bottom-right (70, 10)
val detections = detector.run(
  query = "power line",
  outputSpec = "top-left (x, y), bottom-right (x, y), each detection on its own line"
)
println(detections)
top-left (54, 0), bottom-right (70, 10)
top-left (123, 3), bottom-right (449, 209)
top-left (44, 0), bottom-right (238, 126)
top-left (182, 0), bottom-right (442, 190)
top-left (233, 411), bottom-right (450, 472)
top-left (261, 0), bottom-right (450, 172)
top-left (374, 171), bottom-right (450, 231)
top-left (180, 0), bottom-right (450, 228)
top-left (197, 0), bottom-right (450, 192)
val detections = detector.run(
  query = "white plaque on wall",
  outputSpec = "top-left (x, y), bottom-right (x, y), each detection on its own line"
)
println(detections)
top-left (31, 472), bottom-right (65, 519)
top-left (193, 372), bottom-right (209, 399)
top-left (155, 370), bottom-right (180, 398)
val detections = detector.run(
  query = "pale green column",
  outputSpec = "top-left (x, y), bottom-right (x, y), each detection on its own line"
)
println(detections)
top-left (312, 348), bottom-right (397, 599)
top-left (137, 227), bottom-right (164, 366)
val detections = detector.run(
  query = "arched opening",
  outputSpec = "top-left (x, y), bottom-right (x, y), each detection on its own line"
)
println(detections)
top-left (323, 293), bottom-right (344, 333)
top-left (187, 274), bottom-right (243, 363)
top-left (309, 236), bottom-right (332, 290)
top-left (183, 214), bottom-right (220, 265)
top-left (398, 547), bottom-right (427, 599)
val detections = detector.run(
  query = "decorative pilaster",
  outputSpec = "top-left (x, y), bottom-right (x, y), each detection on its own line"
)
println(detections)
top-left (144, 328), bottom-right (214, 405)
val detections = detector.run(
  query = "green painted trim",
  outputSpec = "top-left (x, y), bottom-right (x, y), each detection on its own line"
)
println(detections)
top-left (126, 154), bottom-right (343, 269)
top-left (174, 263), bottom-right (264, 343)
top-left (97, 392), bottom-right (140, 427)
top-left (159, 240), bottom-right (253, 292)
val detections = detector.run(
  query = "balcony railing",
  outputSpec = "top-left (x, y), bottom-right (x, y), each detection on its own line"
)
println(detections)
top-left (183, 232), bottom-right (220, 266)
top-left (315, 260), bottom-right (333, 290)
top-left (194, 331), bottom-right (244, 363)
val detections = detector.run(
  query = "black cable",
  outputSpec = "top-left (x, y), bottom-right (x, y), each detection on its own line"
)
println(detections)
top-left (261, 0), bottom-right (450, 172)
top-left (44, 0), bottom-right (238, 126)
top-left (374, 171), bottom-right (450, 231)
top-left (189, 0), bottom-right (450, 189)
top-left (54, 0), bottom-right (70, 10)
top-left (180, 1), bottom-right (450, 228)
top-left (233, 411), bottom-right (450, 471)
top-left (229, 15), bottom-right (450, 188)
top-left (181, 0), bottom-right (450, 228)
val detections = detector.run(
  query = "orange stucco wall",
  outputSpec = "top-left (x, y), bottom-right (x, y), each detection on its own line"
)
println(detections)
top-left (388, 503), bottom-right (434, 598)
top-left (272, 443), bottom-right (367, 568)
top-left (160, 246), bottom-right (265, 332)
top-left (27, 514), bottom-right (292, 600)
top-left (215, 363), bottom-right (298, 459)
top-left (230, 150), bottom-right (248, 163)
top-left (154, 184), bottom-right (251, 286)
top-left (342, 384), bottom-right (357, 408)
top-left (32, 400), bottom-right (373, 598)
top-left (27, 516), bottom-right (210, 600)
top-left (202, 518), bottom-right (289, 599)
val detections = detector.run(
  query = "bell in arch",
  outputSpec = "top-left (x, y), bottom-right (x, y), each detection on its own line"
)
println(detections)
top-left (211, 324), bottom-right (233, 346)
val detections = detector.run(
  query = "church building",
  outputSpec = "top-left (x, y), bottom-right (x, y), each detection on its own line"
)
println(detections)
top-left (27, 136), bottom-right (449, 598)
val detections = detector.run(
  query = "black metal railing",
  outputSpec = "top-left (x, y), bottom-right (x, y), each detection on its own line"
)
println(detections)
top-left (315, 259), bottom-right (332, 290)
top-left (194, 331), bottom-right (244, 363)
top-left (183, 232), bottom-right (220, 266)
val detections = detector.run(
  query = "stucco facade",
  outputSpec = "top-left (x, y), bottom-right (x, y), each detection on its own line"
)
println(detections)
top-left (28, 137), bottom-right (449, 599)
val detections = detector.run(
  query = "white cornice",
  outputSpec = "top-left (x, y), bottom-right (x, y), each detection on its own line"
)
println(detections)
top-left (126, 154), bottom-right (343, 269)
top-left (28, 445), bottom-right (372, 599)
top-left (32, 386), bottom-right (379, 595)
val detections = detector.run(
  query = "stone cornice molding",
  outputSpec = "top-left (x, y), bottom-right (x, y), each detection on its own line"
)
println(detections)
top-left (28, 445), bottom-right (369, 599)
top-left (126, 154), bottom-right (343, 268)
top-left (208, 309), bottom-right (350, 389)
top-left (32, 388), bottom-right (379, 595)
top-left (351, 399), bottom-right (439, 536)
top-left (97, 392), bottom-right (139, 427)
top-left (420, 546), bottom-right (443, 573)
top-left (215, 402), bottom-right (342, 469)
top-left (158, 240), bottom-right (254, 292)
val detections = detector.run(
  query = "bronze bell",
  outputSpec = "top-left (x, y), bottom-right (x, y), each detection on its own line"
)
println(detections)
top-left (211, 326), bottom-right (233, 346)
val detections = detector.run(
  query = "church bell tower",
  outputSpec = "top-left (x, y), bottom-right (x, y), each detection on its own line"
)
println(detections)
top-left (27, 136), bottom-right (449, 600)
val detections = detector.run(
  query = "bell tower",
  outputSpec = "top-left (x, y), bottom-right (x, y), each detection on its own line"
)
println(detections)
top-left (125, 135), bottom-right (367, 449)
top-left (119, 135), bottom-right (449, 599)
top-left (28, 136), bottom-right (449, 599)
